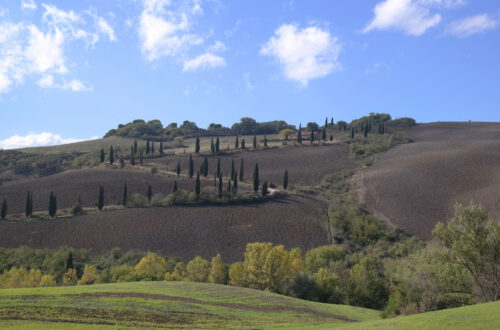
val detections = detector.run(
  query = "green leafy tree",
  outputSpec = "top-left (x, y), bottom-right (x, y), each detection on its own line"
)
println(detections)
top-left (239, 159), bottom-right (244, 181)
top-left (98, 185), bottom-right (104, 210)
top-left (195, 171), bottom-right (201, 195)
top-left (109, 146), bottom-right (114, 165)
top-left (208, 254), bottom-right (228, 284)
top-left (253, 135), bottom-right (257, 149)
top-left (147, 185), bottom-right (152, 202)
top-left (48, 192), bottom-right (57, 217)
top-left (1, 199), bottom-right (7, 220)
top-left (189, 154), bottom-right (194, 178)
top-left (122, 182), bottom-right (128, 206)
top-left (283, 170), bottom-right (288, 189)
top-left (186, 256), bottom-right (211, 283)
top-left (100, 148), bottom-right (105, 163)
top-left (253, 163), bottom-right (259, 192)
top-left (349, 256), bottom-right (388, 309)
top-left (262, 181), bottom-right (268, 196)
top-left (176, 162), bottom-right (181, 176)
top-left (195, 137), bottom-right (200, 153)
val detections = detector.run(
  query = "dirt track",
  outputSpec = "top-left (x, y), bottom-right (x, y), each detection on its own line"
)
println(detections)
top-left (360, 122), bottom-right (500, 239)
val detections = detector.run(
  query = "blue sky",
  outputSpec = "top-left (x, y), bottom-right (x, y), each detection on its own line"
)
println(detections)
top-left (0, 0), bottom-right (499, 148)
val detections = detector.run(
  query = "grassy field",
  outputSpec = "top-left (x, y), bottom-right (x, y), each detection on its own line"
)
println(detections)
top-left (0, 281), bottom-right (379, 329)
top-left (338, 301), bottom-right (500, 330)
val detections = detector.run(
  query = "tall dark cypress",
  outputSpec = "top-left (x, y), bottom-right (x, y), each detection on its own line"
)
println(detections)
top-left (100, 148), bottom-right (105, 163)
top-left (195, 137), bottom-right (200, 153)
top-left (195, 171), bottom-right (201, 195)
top-left (139, 149), bottom-right (144, 164)
top-left (364, 124), bottom-right (369, 138)
top-left (310, 131), bottom-right (315, 144)
top-left (173, 180), bottom-right (178, 193)
top-left (122, 182), bottom-right (128, 206)
top-left (48, 191), bottom-right (57, 217)
top-left (351, 127), bottom-right (355, 139)
top-left (147, 185), bottom-right (152, 202)
top-left (146, 140), bottom-right (150, 155)
top-left (130, 146), bottom-right (135, 166)
top-left (134, 139), bottom-right (138, 154)
top-left (283, 170), bottom-right (288, 190)
top-left (1, 199), bottom-right (7, 220)
top-left (264, 135), bottom-right (268, 147)
top-left (233, 171), bottom-right (238, 189)
top-left (298, 124), bottom-right (302, 144)
top-left (239, 158), bottom-right (244, 181)
top-left (215, 137), bottom-right (220, 152)
top-left (322, 127), bottom-right (327, 141)
top-left (25, 192), bottom-right (33, 218)
top-left (231, 159), bottom-right (235, 181)
top-left (176, 162), bottom-right (181, 176)
top-left (227, 178), bottom-right (231, 193)
top-left (109, 146), bottom-right (114, 165)
top-left (253, 135), bottom-right (257, 149)
top-left (325, 117), bottom-right (328, 128)
top-left (151, 140), bottom-right (155, 154)
top-left (159, 141), bottom-right (163, 155)
top-left (98, 186), bottom-right (104, 210)
top-left (218, 174), bottom-right (223, 198)
top-left (189, 154), bottom-right (194, 178)
top-left (203, 157), bottom-right (209, 177)
top-left (253, 163), bottom-right (259, 192)
top-left (262, 182), bottom-right (268, 196)
top-left (210, 138), bottom-right (215, 153)
top-left (235, 136), bottom-right (239, 149)
top-left (216, 158), bottom-right (221, 178)
top-left (241, 139), bottom-right (246, 149)
top-left (65, 252), bottom-right (74, 271)
top-left (331, 117), bottom-right (334, 127)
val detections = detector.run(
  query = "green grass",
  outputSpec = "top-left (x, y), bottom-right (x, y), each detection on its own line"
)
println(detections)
top-left (0, 281), bottom-right (379, 329)
top-left (338, 301), bottom-right (500, 330)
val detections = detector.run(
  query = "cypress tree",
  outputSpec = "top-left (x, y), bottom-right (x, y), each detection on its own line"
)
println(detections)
top-left (214, 173), bottom-right (217, 187)
top-left (253, 135), bottom-right (257, 149)
top-left (203, 157), bottom-right (209, 177)
top-left (218, 174), bottom-right (223, 198)
top-left (262, 182), bottom-right (268, 196)
top-left (351, 127), bottom-right (355, 139)
top-left (176, 162), bottom-right (181, 176)
top-left (147, 185), bottom-right (152, 202)
top-left (109, 146), bottom-right (114, 165)
top-left (227, 178), bottom-right (231, 193)
top-left (159, 140), bottom-right (163, 154)
top-left (134, 139), bottom-right (138, 154)
top-left (122, 182), bottom-right (128, 206)
top-left (210, 138), bottom-right (215, 153)
top-left (235, 136), bottom-right (239, 149)
top-left (25, 192), bottom-right (33, 218)
top-left (1, 199), bottom-right (7, 220)
top-left (331, 117), bottom-right (334, 127)
top-left (241, 139), bottom-right (246, 149)
top-left (239, 159), bottom-right (244, 181)
top-left (65, 252), bottom-right (74, 271)
top-left (310, 131), bottom-right (315, 144)
top-left (139, 149), bottom-right (144, 164)
top-left (48, 191), bottom-right (57, 217)
top-left (151, 140), bottom-right (155, 154)
top-left (231, 159), bottom-right (235, 181)
top-left (146, 140), bottom-right (150, 154)
top-left (322, 127), bottom-right (327, 141)
top-left (173, 180), bottom-right (178, 193)
top-left (100, 148), bottom-right (105, 163)
top-left (364, 124), bottom-right (369, 138)
top-left (195, 171), bottom-right (201, 195)
top-left (130, 147), bottom-right (135, 166)
top-left (298, 124), bottom-right (302, 144)
top-left (216, 158), bottom-right (221, 178)
top-left (233, 171), bottom-right (238, 189)
top-left (253, 163), bottom-right (259, 192)
top-left (189, 154), bottom-right (194, 178)
top-left (264, 135), bottom-right (268, 147)
top-left (98, 185), bottom-right (104, 210)
top-left (283, 170), bottom-right (288, 190)
top-left (325, 117), bottom-right (328, 128)
top-left (329, 135), bottom-right (334, 142)
top-left (195, 137), bottom-right (200, 153)
top-left (120, 157), bottom-right (125, 168)
top-left (215, 137), bottom-right (220, 152)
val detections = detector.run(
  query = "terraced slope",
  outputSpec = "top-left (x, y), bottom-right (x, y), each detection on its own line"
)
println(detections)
top-left (0, 281), bottom-right (380, 329)
top-left (360, 122), bottom-right (500, 239)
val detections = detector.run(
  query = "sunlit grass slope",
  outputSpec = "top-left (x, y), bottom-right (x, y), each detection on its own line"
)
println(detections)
top-left (0, 281), bottom-right (379, 329)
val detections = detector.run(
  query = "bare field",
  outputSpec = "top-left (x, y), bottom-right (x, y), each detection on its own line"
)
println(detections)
top-left (0, 168), bottom-right (210, 214)
top-left (0, 195), bottom-right (328, 262)
top-left (360, 122), bottom-right (500, 239)
top-left (148, 143), bottom-right (357, 187)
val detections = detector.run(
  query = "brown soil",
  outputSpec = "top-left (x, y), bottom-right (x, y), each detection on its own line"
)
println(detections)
top-left (360, 122), bottom-right (500, 239)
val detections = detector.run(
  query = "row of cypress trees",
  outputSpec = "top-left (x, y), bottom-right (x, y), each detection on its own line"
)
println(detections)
top-left (0, 191), bottom-right (57, 220)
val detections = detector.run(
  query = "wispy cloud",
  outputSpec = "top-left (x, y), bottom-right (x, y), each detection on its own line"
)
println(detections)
top-left (21, 0), bottom-right (37, 11)
top-left (37, 75), bottom-right (92, 92)
top-left (0, 132), bottom-right (83, 149)
top-left (447, 14), bottom-right (497, 37)
top-left (183, 53), bottom-right (226, 71)
top-left (260, 23), bottom-right (341, 87)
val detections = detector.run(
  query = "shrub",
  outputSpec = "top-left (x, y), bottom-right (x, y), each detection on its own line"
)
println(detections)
top-left (39, 274), bottom-right (57, 287)
top-left (228, 262), bottom-right (247, 287)
top-left (71, 203), bottom-right (83, 216)
top-left (63, 269), bottom-right (78, 286)
top-left (305, 246), bottom-right (346, 274)
top-left (150, 166), bottom-right (158, 174)
top-left (208, 254), bottom-right (228, 284)
top-left (77, 265), bottom-right (97, 285)
top-left (128, 193), bottom-right (148, 208)
top-left (135, 253), bottom-right (167, 281)
top-left (186, 256), bottom-right (210, 283)
top-left (110, 265), bottom-right (136, 283)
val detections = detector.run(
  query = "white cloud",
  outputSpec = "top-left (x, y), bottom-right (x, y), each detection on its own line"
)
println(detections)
top-left (139, 0), bottom-right (204, 61)
top-left (243, 72), bottom-right (255, 90)
top-left (447, 14), bottom-right (497, 37)
top-left (0, 4), bottom-right (114, 94)
top-left (260, 24), bottom-right (341, 86)
top-left (21, 0), bottom-right (37, 11)
top-left (37, 74), bottom-right (91, 91)
top-left (183, 53), bottom-right (226, 71)
top-left (207, 40), bottom-right (227, 52)
top-left (0, 132), bottom-right (82, 150)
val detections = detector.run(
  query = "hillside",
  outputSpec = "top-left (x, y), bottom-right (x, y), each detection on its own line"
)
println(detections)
top-left (0, 281), bottom-right (380, 329)
top-left (359, 122), bottom-right (500, 239)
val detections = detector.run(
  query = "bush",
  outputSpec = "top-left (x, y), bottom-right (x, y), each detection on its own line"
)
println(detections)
top-left (305, 246), bottom-right (346, 274)
top-left (186, 256), bottom-right (210, 283)
top-left (150, 167), bottom-right (158, 174)
top-left (77, 265), bottom-right (97, 285)
top-left (71, 203), bottom-right (83, 216)
top-left (63, 269), bottom-right (78, 286)
top-left (135, 253), bottom-right (167, 281)
top-left (128, 193), bottom-right (148, 208)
